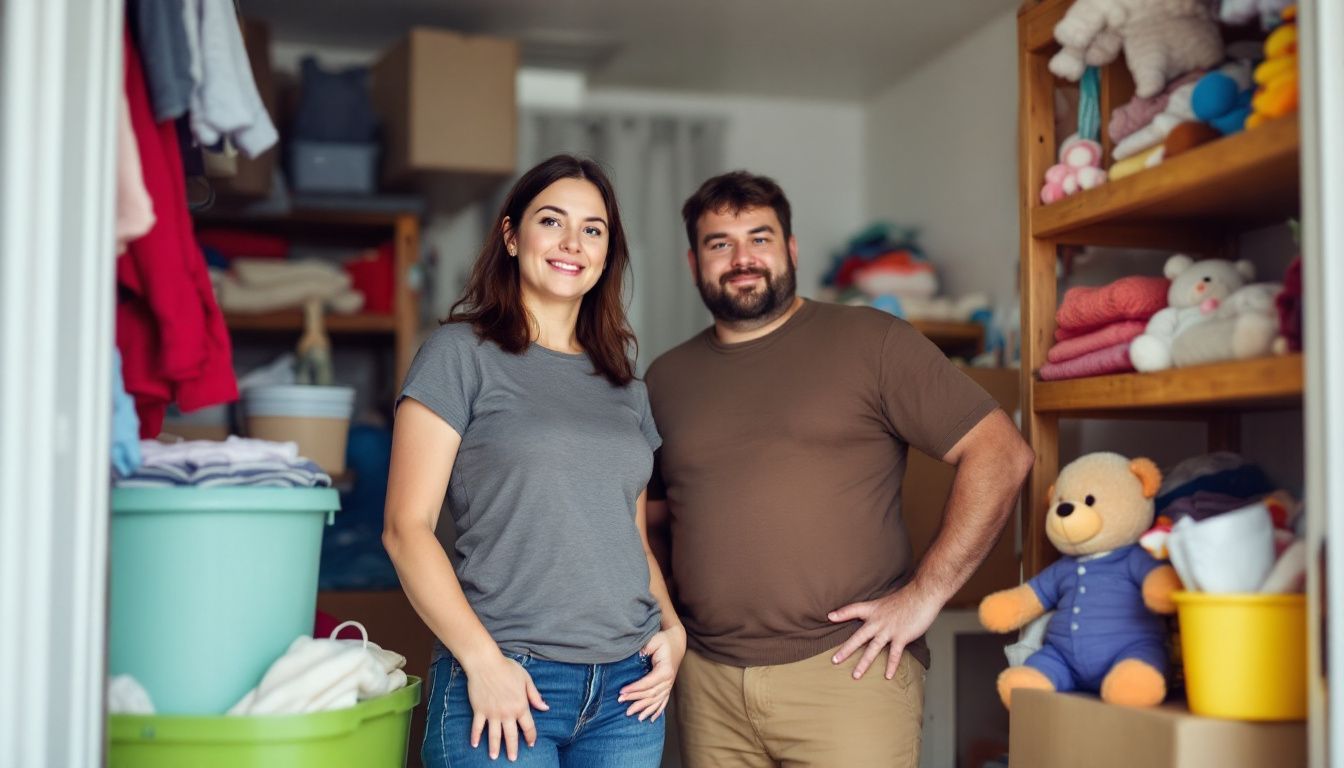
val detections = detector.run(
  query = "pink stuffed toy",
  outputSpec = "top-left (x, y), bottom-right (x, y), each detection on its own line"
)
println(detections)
top-left (1041, 134), bottom-right (1107, 204)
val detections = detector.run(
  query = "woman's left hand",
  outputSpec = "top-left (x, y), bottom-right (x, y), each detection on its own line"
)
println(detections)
top-left (617, 625), bottom-right (686, 721)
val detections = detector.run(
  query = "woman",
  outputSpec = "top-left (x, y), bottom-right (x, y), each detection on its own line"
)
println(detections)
top-left (384, 154), bottom-right (683, 768)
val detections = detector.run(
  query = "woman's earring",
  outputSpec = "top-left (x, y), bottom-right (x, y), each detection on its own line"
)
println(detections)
top-left (508, 246), bottom-right (517, 256)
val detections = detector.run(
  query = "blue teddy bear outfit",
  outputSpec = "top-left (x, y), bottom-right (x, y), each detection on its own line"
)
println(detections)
top-left (1025, 544), bottom-right (1169, 692)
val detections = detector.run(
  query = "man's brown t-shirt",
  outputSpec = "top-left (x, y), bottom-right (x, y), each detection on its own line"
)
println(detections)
top-left (645, 300), bottom-right (998, 668)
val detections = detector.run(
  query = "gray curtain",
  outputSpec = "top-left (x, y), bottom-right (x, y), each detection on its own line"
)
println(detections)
top-left (517, 110), bottom-right (727, 370)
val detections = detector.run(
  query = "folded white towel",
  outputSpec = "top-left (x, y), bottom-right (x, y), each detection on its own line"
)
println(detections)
top-left (229, 621), bottom-right (408, 716)
top-left (140, 435), bottom-right (300, 468)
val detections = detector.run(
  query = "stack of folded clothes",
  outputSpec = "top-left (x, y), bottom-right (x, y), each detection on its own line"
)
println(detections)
top-left (1040, 275), bottom-right (1170, 381)
top-left (210, 258), bottom-right (365, 315)
top-left (113, 436), bottom-right (332, 488)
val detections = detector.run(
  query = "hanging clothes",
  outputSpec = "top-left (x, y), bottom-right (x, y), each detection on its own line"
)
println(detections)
top-left (117, 28), bottom-right (237, 437)
top-left (127, 0), bottom-right (194, 121)
top-left (115, 92), bottom-right (155, 253)
top-left (184, 0), bottom-right (277, 158)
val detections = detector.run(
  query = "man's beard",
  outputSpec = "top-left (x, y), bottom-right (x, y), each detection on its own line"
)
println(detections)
top-left (697, 261), bottom-right (797, 324)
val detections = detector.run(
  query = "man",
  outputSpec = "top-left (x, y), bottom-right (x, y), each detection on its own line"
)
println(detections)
top-left (645, 171), bottom-right (1033, 767)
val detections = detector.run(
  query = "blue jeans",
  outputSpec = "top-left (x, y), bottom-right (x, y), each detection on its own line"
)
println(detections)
top-left (422, 650), bottom-right (665, 767)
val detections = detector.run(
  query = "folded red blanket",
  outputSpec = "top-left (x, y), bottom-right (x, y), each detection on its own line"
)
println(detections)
top-left (1047, 320), bottom-right (1147, 363)
top-left (196, 229), bottom-right (290, 260)
top-left (1056, 276), bottom-right (1169, 337)
top-left (1039, 341), bottom-right (1134, 381)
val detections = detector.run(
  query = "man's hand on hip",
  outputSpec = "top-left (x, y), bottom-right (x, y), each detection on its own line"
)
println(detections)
top-left (827, 587), bottom-right (942, 680)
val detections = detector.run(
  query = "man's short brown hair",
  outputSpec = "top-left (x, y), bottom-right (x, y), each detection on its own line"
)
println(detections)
top-left (681, 171), bottom-right (793, 251)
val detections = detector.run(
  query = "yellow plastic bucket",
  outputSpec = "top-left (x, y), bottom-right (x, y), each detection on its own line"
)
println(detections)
top-left (1173, 591), bottom-right (1306, 720)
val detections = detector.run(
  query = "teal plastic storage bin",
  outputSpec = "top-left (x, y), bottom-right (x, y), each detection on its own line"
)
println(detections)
top-left (110, 487), bottom-right (340, 715)
top-left (109, 677), bottom-right (421, 768)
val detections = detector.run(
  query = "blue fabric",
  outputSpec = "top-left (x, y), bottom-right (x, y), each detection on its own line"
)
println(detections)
top-left (422, 651), bottom-right (664, 768)
top-left (1078, 67), bottom-right (1102, 142)
top-left (1025, 545), bottom-right (1168, 692)
top-left (110, 350), bottom-right (143, 477)
top-left (113, 458), bottom-right (331, 488)
top-left (292, 57), bottom-right (379, 143)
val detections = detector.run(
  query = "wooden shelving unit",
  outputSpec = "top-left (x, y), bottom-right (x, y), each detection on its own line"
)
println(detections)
top-left (196, 206), bottom-right (422, 396)
top-left (910, 319), bottom-right (985, 357)
top-left (1017, 0), bottom-right (1304, 577)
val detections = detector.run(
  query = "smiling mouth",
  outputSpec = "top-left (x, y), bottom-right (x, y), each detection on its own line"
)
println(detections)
top-left (547, 259), bottom-right (584, 275)
top-left (723, 271), bottom-right (766, 286)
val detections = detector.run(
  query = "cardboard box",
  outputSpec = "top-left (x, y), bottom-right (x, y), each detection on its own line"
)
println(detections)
top-left (1010, 690), bottom-right (1306, 768)
top-left (371, 28), bottom-right (518, 182)
top-left (903, 368), bottom-right (1021, 608)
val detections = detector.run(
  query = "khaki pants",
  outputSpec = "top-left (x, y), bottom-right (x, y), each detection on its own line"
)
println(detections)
top-left (675, 644), bottom-right (925, 768)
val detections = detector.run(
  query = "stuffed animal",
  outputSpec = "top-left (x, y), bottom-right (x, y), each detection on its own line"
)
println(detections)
top-left (1041, 135), bottom-right (1106, 204)
top-left (1192, 61), bottom-right (1255, 134)
top-left (980, 453), bottom-right (1181, 709)
top-left (1130, 254), bottom-right (1256, 372)
top-left (1246, 7), bottom-right (1298, 129)
top-left (1049, 0), bottom-right (1224, 99)
top-left (1220, 0), bottom-right (1294, 27)
top-left (1170, 282), bottom-right (1283, 367)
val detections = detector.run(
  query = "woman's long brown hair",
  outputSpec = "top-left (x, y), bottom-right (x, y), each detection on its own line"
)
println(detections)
top-left (448, 154), bottom-right (637, 386)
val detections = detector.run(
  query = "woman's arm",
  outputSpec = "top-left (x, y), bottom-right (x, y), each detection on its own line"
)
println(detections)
top-left (617, 490), bottom-right (686, 721)
top-left (383, 398), bottom-right (547, 761)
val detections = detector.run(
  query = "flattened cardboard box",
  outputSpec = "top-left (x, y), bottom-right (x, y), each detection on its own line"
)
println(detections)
top-left (904, 367), bottom-right (1020, 608)
top-left (1010, 690), bottom-right (1306, 768)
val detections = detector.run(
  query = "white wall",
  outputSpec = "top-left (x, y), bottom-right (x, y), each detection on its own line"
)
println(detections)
top-left (581, 87), bottom-right (868, 299)
top-left (865, 8), bottom-right (1019, 305)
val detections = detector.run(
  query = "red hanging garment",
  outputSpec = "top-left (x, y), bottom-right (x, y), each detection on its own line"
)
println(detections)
top-left (117, 28), bottom-right (237, 436)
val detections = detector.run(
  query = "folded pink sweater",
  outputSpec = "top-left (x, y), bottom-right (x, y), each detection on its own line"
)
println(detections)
top-left (1047, 320), bottom-right (1147, 363)
top-left (1056, 276), bottom-right (1170, 337)
top-left (1039, 341), bottom-right (1134, 381)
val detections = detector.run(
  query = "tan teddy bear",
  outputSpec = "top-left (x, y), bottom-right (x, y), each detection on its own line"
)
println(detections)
top-left (980, 453), bottom-right (1182, 709)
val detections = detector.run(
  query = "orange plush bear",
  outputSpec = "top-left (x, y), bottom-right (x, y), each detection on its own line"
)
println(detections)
top-left (980, 453), bottom-right (1182, 709)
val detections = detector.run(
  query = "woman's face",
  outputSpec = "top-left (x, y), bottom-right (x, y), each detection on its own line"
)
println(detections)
top-left (506, 178), bottom-right (610, 306)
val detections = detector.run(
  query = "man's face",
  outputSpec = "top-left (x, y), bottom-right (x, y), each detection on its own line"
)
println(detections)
top-left (689, 206), bottom-right (798, 323)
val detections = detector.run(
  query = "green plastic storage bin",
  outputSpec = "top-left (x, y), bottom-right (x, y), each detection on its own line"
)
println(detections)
top-left (109, 677), bottom-right (421, 767)
top-left (109, 487), bottom-right (340, 714)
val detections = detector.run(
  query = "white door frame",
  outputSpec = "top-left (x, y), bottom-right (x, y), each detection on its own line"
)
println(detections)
top-left (0, 1), bottom-right (122, 766)
top-left (1299, 0), bottom-right (1343, 765)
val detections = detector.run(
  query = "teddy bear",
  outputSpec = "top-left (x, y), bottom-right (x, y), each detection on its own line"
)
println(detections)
top-left (1049, 0), bottom-right (1225, 99)
top-left (1129, 254), bottom-right (1256, 372)
top-left (980, 453), bottom-right (1182, 709)
top-left (1169, 281), bottom-right (1283, 367)
top-left (1041, 135), bottom-right (1106, 204)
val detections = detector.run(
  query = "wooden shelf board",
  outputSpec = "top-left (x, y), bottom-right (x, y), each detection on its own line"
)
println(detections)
top-left (909, 320), bottom-right (985, 350)
top-left (1031, 115), bottom-right (1300, 243)
top-left (225, 311), bottom-right (396, 334)
top-left (1033, 354), bottom-right (1303, 413)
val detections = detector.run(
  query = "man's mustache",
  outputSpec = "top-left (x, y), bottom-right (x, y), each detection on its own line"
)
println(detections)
top-left (720, 268), bottom-right (770, 285)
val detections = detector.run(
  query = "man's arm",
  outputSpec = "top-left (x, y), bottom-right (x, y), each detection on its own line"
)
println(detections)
top-left (829, 409), bottom-right (1034, 680)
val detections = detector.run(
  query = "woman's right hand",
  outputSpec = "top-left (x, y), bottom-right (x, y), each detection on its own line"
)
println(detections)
top-left (464, 653), bottom-right (549, 762)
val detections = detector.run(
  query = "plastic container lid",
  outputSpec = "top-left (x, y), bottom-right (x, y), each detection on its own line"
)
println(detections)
top-left (111, 487), bottom-right (341, 514)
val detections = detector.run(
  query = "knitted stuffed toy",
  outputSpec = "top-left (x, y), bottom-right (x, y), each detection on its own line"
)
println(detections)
top-left (1129, 254), bottom-right (1255, 372)
top-left (980, 453), bottom-right (1181, 709)
top-left (1246, 7), bottom-right (1298, 129)
top-left (1049, 0), bottom-right (1225, 99)
top-left (1041, 134), bottom-right (1107, 204)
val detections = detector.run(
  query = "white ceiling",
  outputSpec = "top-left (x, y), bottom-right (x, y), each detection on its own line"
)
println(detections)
top-left (239, 0), bottom-right (1020, 101)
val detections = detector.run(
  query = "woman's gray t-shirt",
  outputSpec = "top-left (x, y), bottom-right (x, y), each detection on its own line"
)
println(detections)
top-left (399, 322), bottom-right (662, 664)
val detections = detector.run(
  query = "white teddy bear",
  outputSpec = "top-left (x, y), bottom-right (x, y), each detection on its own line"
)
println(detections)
top-left (1050, 0), bottom-right (1225, 99)
top-left (1129, 254), bottom-right (1256, 372)
top-left (1170, 282), bottom-right (1283, 367)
